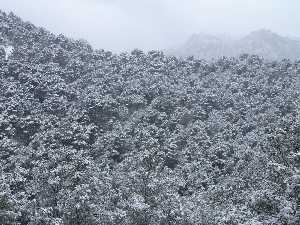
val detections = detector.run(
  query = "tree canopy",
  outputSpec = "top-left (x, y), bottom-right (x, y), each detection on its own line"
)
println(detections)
top-left (0, 11), bottom-right (299, 225)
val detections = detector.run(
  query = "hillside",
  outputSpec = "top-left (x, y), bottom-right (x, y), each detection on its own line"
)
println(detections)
top-left (171, 29), bottom-right (300, 61)
top-left (0, 11), bottom-right (300, 225)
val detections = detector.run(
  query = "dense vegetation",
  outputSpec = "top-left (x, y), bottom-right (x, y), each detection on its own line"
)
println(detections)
top-left (0, 11), bottom-right (299, 225)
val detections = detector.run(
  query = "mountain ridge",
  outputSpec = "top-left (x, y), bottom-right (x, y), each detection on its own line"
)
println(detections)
top-left (170, 29), bottom-right (300, 61)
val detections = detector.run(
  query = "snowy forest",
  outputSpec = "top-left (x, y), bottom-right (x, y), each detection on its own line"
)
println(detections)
top-left (0, 10), bottom-right (300, 225)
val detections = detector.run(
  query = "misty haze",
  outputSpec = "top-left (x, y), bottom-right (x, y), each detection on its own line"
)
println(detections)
top-left (1, 0), bottom-right (300, 52)
top-left (0, 1), bottom-right (300, 225)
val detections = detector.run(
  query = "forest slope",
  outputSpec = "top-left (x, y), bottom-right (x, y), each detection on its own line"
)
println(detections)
top-left (0, 11), bottom-right (300, 225)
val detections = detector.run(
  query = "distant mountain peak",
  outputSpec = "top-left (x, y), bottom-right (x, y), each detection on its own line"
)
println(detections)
top-left (171, 29), bottom-right (300, 60)
top-left (243, 29), bottom-right (282, 41)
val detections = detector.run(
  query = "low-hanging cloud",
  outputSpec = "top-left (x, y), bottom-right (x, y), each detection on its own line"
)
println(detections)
top-left (1, 0), bottom-right (300, 52)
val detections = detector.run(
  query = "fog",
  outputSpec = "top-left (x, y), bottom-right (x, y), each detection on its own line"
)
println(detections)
top-left (1, 0), bottom-right (300, 52)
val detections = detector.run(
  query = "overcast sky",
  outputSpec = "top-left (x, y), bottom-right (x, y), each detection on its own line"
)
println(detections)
top-left (1, 0), bottom-right (300, 52)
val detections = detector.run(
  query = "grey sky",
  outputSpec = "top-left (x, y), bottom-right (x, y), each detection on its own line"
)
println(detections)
top-left (1, 0), bottom-right (300, 52)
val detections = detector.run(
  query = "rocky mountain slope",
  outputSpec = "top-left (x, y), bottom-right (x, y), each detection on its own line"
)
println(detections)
top-left (171, 29), bottom-right (300, 61)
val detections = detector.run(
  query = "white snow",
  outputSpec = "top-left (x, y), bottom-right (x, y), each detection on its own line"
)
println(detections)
top-left (0, 45), bottom-right (14, 60)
